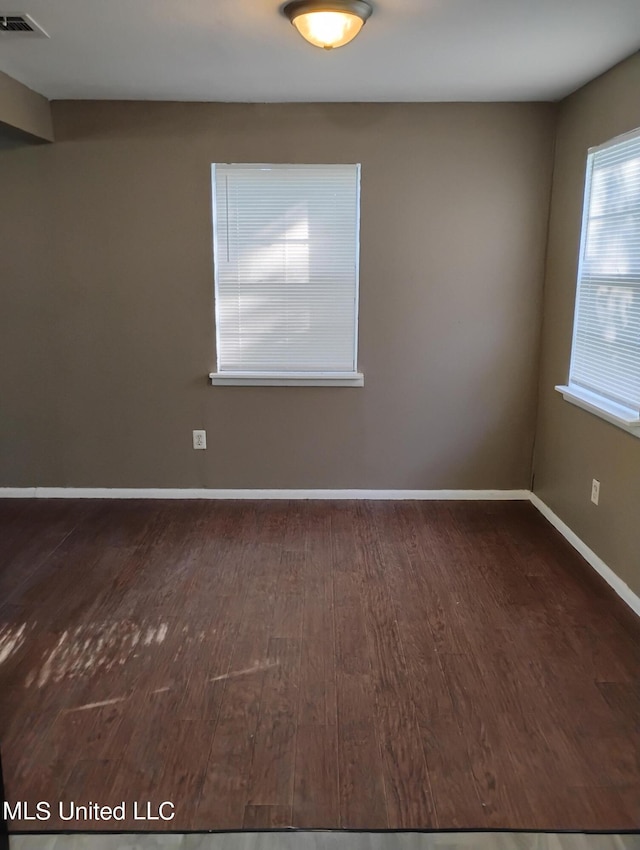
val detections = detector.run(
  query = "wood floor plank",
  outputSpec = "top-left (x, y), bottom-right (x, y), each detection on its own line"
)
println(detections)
top-left (297, 503), bottom-right (335, 726)
top-left (195, 585), bottom-right (274, 828)
top-left (0, 500), bottom-right (94, 612)
top-left (242, 804), bottom-right (291, 828)
top-left (292, 724), bottom-right (338, 827)
top-left (246, 637), bottom-right (300, 807)
top-left (597, 681), bottom-right (640, 732)
top-left (335, 672), bottom-right (388, 829)
top-left (379, 508), bottom-right (487, 827)
top-left (354, 504), bottom-right (436, 828)
top-left (385, 596), bottom-right (484, 818)
top-left (439, 650), bottom-right (537, 829)
top-left (297, 594), bottom-right (331, 726)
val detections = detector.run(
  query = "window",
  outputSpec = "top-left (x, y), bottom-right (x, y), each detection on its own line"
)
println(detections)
top-left (557, 128), bottom-right (640, 435)
top-left (210, 163), bottom-right (363, 386)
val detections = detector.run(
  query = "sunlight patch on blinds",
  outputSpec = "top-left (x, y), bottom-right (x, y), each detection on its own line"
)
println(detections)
top-left (570, 131), bottom-right (640, 413)
top-left (213, 163), bottom-right (360, 374)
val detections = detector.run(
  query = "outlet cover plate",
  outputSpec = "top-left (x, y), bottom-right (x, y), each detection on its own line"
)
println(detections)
top-left (193, 430), bottom-right (207, 450)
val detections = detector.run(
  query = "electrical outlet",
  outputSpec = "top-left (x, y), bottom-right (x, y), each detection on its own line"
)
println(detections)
top-left (193, 430), bottom-right (207, 450)
top-left (591, 478), bottom-right (600, 505)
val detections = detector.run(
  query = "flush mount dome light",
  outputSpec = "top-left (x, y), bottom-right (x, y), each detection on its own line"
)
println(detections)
top-left (283, 0), bottom-right (373, 49)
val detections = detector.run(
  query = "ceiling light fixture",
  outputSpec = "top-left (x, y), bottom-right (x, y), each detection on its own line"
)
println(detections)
top-left (283, 0), bottom-right (373, 50)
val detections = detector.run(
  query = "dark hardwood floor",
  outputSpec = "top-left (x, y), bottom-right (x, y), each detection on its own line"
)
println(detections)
top-left (0, 498), bottom-right (639, 831)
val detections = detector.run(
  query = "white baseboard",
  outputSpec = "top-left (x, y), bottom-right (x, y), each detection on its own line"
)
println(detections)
top-left (0, 488), bottom-right (38, 497)
top-left (529, 492), bottom-right (640, 618)
top-left (0, 487), bottom-right (530, 501)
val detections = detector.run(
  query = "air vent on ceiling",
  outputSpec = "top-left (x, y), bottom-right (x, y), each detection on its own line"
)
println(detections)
top-left (0, 13), bottom-right (49, 37)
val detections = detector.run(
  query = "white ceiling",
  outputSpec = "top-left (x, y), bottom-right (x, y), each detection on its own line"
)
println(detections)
top-left (1, 0), bottom-right (639, 102)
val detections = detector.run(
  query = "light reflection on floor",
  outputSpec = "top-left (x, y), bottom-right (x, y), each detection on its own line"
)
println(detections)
top-left (20, 621), bottom-right (170, 688)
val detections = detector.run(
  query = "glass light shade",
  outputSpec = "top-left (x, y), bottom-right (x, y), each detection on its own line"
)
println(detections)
top-left (291, 10), bottom-right (364, 49)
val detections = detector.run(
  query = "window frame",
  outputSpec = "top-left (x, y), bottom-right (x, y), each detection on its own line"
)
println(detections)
top-left (556, 127), bottom-right (640, 437)
top-left (209, 162), bottom-right (364, 388)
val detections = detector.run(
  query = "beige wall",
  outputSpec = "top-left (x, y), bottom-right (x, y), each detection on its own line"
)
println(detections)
top-left (0, 70), bottom-right (53, 142)
top-left (0, 101), bottom-right (555, 489)
top-left (533, 52), bottom-right (640, 596)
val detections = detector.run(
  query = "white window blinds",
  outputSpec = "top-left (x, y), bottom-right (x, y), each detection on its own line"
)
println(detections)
top-left (569, 129), bottom-right (640, 417)
top-left (212, 163), bottom-right (361, 377)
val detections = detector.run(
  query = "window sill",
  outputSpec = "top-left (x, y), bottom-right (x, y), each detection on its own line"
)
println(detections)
top-left (209, 371), bottom-right (364, 387)
top-left (555, 385), bottom-right (640, 438)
